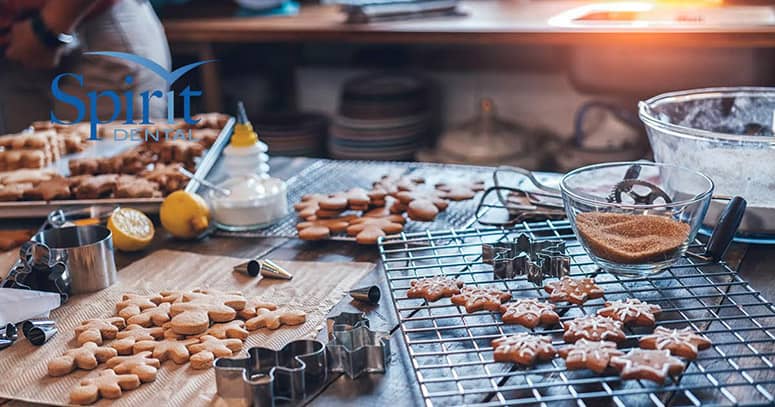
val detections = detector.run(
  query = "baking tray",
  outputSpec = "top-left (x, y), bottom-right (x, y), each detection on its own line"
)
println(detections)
top-left (0, 118), bottom-right (234, 219)
top-left (213, 159), bottom-right (497, 241)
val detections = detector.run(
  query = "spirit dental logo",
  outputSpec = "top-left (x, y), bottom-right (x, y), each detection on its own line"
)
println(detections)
top-left (50, 51), bottom-right (216, 141)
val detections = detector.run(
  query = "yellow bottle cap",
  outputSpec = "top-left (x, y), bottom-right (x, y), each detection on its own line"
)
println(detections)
top-left (231, 122), bottom-right (258, 147)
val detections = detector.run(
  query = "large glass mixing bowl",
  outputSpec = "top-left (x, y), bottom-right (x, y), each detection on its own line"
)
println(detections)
top-left (639, 87), bottom-right (775, 240)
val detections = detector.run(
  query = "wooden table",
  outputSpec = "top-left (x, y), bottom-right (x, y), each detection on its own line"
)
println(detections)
top-left (161, 0), bottom-right (775, 111)
top-left (3, 156), bottom-right (774, 406)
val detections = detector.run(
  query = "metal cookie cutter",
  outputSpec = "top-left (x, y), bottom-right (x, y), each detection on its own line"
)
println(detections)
top-left (326, 312), bottom-right (391, 379)
top-left (214, 339), bottom-right (327, 407)
top-left (482, 234), bottom-right (570, 285)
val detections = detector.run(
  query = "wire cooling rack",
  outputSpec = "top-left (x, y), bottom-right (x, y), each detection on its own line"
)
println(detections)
top-left (379, 220), bottom-right (775, 406)
top-left (215, 159), bottom-right (495, 239)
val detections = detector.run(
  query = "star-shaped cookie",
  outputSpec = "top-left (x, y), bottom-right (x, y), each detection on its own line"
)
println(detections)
top-left (491, 333), bottom-right (556, 366)
top-left (544, 277), bottom-right (604, 305)
top-left (406, 276), bottom-right (464, 302)
top-left (597, 298), bottom-right (661, 326)
top-left (610, 349), bottom-right (685, 384)
top-left (499, 298), bottom-right (560, 328)
top-left (562, 315), bottom-right (626, 343)
top-left (639, 326), bottom-right (712, 359)
top-left (558, 339), bottom-right (623, 373)
top-left (451, 286), bottom-right (512, 313)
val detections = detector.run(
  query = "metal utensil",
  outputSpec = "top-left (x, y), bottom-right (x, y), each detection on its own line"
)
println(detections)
top-left (326, 312), bottom-right (390, 379)
top-left (214, 340), bottom-right (327, 406)
top-left (31, 225), bottom-right (116, 294)
top-left (178, 167), bottom-right (231, 197)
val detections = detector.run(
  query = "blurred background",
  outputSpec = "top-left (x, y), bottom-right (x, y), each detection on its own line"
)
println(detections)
top-left (155, 0), bottom-right (775, 172)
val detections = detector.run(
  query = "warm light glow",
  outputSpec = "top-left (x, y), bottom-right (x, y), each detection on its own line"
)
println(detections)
top-left (547, 1), bottom-right (719, 28)
top-left (548, 1), bottom-right (655, 28)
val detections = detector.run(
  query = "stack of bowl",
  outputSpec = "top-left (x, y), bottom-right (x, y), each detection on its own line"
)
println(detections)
top-left (254, 112), bottom-right (327, 157)
top-left (329, 73), bottom-right (431, 160)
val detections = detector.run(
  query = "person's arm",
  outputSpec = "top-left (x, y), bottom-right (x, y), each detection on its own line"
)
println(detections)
top-left (39, 0), bottom-right (100, 34)
top-left (5, 0), bottom-right (100, 69)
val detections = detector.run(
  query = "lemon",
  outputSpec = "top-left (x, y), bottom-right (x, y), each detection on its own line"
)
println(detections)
top-left (108, 208), bottom-right (155, 252)
top-left (160, 190), bottom-right (211, 239)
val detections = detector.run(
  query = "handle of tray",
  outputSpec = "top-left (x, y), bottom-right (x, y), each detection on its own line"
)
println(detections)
top-left (704, 196), bottom-right (746, 261)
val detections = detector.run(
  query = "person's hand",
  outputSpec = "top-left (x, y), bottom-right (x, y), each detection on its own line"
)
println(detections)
top-left (4, 19), bottom-right (59, 69)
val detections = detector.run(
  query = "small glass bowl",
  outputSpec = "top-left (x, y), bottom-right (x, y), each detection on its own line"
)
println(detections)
top-left (560, 162), bottom-right (713, 276)
top-left (208, 175), bottom-right (288, 231)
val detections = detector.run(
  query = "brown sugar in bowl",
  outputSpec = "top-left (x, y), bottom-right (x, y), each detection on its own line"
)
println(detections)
top-left (575, 212), bottom-right (691, 264)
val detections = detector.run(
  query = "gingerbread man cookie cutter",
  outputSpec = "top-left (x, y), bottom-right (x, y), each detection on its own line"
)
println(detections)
top-left (325, 312), bottom-right (391, 379)
top-left (482, 234), bottom-right (570, 285)
top-left (214, 339), bottom-right (327, 407)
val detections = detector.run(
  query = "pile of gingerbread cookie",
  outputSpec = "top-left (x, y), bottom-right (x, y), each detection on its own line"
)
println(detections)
top-left (408, 275), bottom-right (712, 384)
top-left (0, 121), bottom-right (91, 171)
top-left (295, 174), bottom-right (485, 244)
top-left (46, 289), bottom-right (306, 405)
top-left (0, 113), bottom-right (228, 202)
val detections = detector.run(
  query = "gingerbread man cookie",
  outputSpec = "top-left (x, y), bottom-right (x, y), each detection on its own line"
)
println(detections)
top-left (597, 298), bottom-right (662, 326)
top-left (126, 302), bottom-right (172, 327)
top-left (116, 293), bottom-right (161, 320)
top-left (245, 308), bottom-right (306, 331)
top-left (23, 177), bottom-right (71, 201)
top-left (406, 276), bottom-right (464, 302)
top-left (610, 349), bottom-right (685, 384)
top-left (562, 315), bottom-right (626, 343)
top-left (73, 174), bottom-right (119, 199)
top-left (395, 190), bottom-right (449, 222)
top-left (296, 215), bottom-right (357, 241)
top-left (110, 324), bottom-right (164, 355)
top-left (75, 317), bottom-right (126, 346)
top-left (639, 326), bottom-right (712, 359)
top-left (499, 298), bottom-right (560, 328)
top-left (372, 174), bottom-right (425, 195)
top-left (491, 333), bottom-right (556, 366)
top-left (238, 297), bottom-right (278, 319)
top-left (435, 180), bottom-right (485, 201)
top-left (69, 369), bottom-right (141, 405)
top-left (133, 338), bottom-right (198, 364)
top-left (187, 335), bottom-right (243, 369)
top-left (200, 320), bottom-right (249, 341)
top-left (48, 342), bottom-right (118, 376)
top-left (544, 277), bottom-right (604, 305)
top-left (451, 286), bottom-right (512, 313)
top-left (115, 176), bottom-right (162, 198)
top-left (346, 215), bottom-right (405, 244)
top-left (169, 290), bottom-right (246, 335)
top-left (294, 193), bottom-right (329, 219)
top-left (558, 339), bottom-right (624, 373)
top-left (105, 351), bottom-right (161, 383)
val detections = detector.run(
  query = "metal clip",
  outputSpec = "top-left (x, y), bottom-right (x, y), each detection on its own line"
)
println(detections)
top-left (326, 312), bottom-right (390, 379)
top-left (482, 234), bottom-right (570, 285)
top-left (214, 339), bottom-right (327, 407)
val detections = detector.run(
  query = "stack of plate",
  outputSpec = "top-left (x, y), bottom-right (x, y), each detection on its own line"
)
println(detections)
top-left (254, 112), bottom-right (327, 157)
top-left (329, 73), bottom-right (431, 160)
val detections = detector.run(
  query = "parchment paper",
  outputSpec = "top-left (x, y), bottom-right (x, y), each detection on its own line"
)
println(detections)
top-left (0, 250), bottom-right (374, 406)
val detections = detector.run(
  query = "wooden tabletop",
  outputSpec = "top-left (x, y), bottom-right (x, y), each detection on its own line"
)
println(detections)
top-left (120, 157), bottom-right (775, 406)
top-left (2, 156), bottom-right (774, 406)
top-left (162, 0), bottom-right (775, 47)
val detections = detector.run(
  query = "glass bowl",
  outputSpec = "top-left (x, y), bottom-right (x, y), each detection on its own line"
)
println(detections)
top-left (639, 87), bottom-right (775, 239)
top-left (560, 162), bottom-right (713, 276)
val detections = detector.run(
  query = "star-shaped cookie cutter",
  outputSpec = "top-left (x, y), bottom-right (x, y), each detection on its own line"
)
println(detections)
top-left (326, 312), bottom-right (391, 379)
top-left (214, 339), bottom-right (327, 407)
top-left (482, 234), bottom-right (570, 285)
